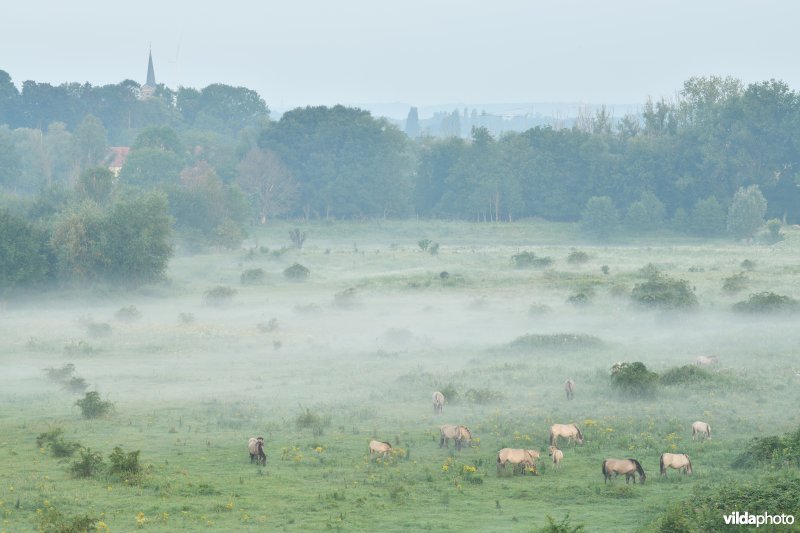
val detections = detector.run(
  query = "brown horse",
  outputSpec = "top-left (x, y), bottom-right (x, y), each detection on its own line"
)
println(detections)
top-left (432, 391), bottom-right (445, 414)
top-left (369, 440), bottom-right (392, 460)
top-left (548, 446), bottom-right (564, 468)
top-left (660, 453), bottom-right (692, 476)
top-left (695, 355), bottom-right (719, 367)
top-left (497, 448), bottom-right (540, 475)
top-left (692, 421), bottom-right (711, 441)
top-left (602, 458), bottom-right (646, 484)
top-left (564, 379), bottom-right (575, 400)
top-left (549, 423), bottom-right (584, 447)
top-left (248, 436), bottom-right (266, 465)
top-left (439, 425), bottom-right (474, 450)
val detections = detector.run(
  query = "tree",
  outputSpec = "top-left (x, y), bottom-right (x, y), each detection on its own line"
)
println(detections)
top-left (727, 185), bottom-right (767, 239)
top-left (73, 115), bottom-right (108, 170)
top-left (190, 84), bottom-right (269, 135)
top-left (0, 209), bottom-right (52, 291)
top-left (118, 148), bottom-right (182, 188)
top-left (581, 196), bottom-right (619, 240)
top-left (405, 107), bottom-right (420, 139)
top-left (76, 167), bottom-right (115, 204)
top-left (0, 126), bottom-right (21, 189)
top-left (0, 70), bottom-right (20, 126)
top-left (236, 148), bottom-right (297, 224)
top-left (624, 191), bottom-right (665, 233)
top-left (688, 196), bottom-right (726, 236)
top-left (132, 126), bottom-right (182, 153)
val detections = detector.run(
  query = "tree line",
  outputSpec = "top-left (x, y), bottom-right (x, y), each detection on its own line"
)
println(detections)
top-left (1, 72), bottom-right (797, 290)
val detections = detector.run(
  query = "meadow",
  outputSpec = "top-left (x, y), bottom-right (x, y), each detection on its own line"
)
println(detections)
top-left (2, 220), bottom-right (800, 532)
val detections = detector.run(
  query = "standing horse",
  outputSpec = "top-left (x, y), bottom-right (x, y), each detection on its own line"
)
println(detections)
top-left (248, 436), bottom-right (266, 465)
top-left (602, 458), bottom-right (646, 484)
top-left (695, 355), bottom-right (719, 367)
top-left (692, 421), bottom-right (711, 441)
top-left (369, 440), bottom-right (392, 460)
top-left (549, 423), bottom-right (584, 447)
top-left (432, 391), bottom-right (445, 414)
top-left (497, 448), bottom-right (540, 475)
top-left (439, 425), bottom-right (474, 450)
top-left (548, 446), bottom-right (564, 468)
top-left (660, 453), bottom-right (693, 476)
top-left (564, 379), bottom-right (575, 400)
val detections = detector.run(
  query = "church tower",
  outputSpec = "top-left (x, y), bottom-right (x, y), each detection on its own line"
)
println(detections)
top-left (140, 49), bottom-right (156, 99)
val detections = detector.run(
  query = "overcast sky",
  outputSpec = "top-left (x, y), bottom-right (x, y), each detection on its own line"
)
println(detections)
top-left (2, 0), bottom-right (797, 115)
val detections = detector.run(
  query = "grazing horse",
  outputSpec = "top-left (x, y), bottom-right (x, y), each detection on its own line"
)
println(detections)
top-left (248, 436), bottom-right (266, 465)
top-left (695, 355), bottom-right (719, 367)
top-left (432, 391), bottom-right (445, 414)
top-left (497, 448), bottom-right (540, 475)
top-left (564, 379), bottom-right (575, 400)
top-left (692, 421), bottom-right (711, 441)
top-left (660, 453), bottom-right (693, 476)
top-left (439, 425), bottom-right (474, 450)
top-left (602, 458), bottom-right (646, 484)
top-left (369, 440), bottom-right (392, 460)
top-left (548, 446), bottom-right (564, 468)
top-left (549, 423), bottom-right (584, 447)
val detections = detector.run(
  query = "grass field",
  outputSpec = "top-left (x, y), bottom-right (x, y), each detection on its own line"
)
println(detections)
top-left (2, 220), bottom-right (800, 532)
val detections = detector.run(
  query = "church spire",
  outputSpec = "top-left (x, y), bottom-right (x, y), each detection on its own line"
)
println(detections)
top-left (146, 48), bottom-right (156, 87)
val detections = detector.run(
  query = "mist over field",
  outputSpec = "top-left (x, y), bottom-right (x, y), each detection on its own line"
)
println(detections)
top-left (2, 221), bottom-right (800, 530)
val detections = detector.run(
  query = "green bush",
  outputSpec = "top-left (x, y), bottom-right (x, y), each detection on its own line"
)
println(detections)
top-left (437, 383), bottom-right (459, 404)
top-left (240, 268), bottom-right (266, 285)
top-left (507, 333), bottom-right (603, 352)
top-left (537, 514), bottom-right (586, 533)
top-left (283, 263), bottom-right (310, 281)
top-left (464, 388), bottom-right (504, 404)
top-left (610, 362), bottom-right (659, 398)
top-left (511, 251), bottom-right (553, 269)
top-left (660, 365), bottom-right (714, 385)
top-left (721, 272), bottom-right (748, 293)
top-left (44, 364), bottom-right (76, 383)
top-left (732, 426), bottom-right (800, 469)
top-left (70, 447), bottom-right (104, 478)
top-left (75, 391), bottom-right (114, 419)
top-left (630, 270), bottom-right (697, 310)
top-left (566, 250), bottom-right (589, 265)
top-left (36, 425), bottom-right (82, 457)
top-left (733, 292), bottom-right (799, 313)
top-left (85, 321), bottom-right (112, 338)
top-left (114, 305), bottom-right (141, 322)
top-left (37, 506), bottom-right (97, 533)
top-left (333, 287), bottom-right (359, 309)
top-left (204, 285), bottom-right (237, 306)
top-left (108, 446), bottom-right (142, 479)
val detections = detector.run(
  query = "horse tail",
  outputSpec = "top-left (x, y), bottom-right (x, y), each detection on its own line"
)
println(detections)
top-left (707, 424), bottom-right (711, 438)
top-left (659, 454), bottom-right (665, 475)
top-left (601, 459), bottom-right (607, 478)
top-left (549, 427), bottom-right (555, 446)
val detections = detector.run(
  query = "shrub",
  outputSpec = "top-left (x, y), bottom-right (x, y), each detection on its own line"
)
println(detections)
top-left (630, 270), bottom-right (697, 310)
top-left (418, 239), bottom-right (431, 251)
top-left (37, 506), bottom-right (97, 533)
top-left (70, 448), bottom-right (104, 478)
top-left (75, 391), bottom-right (114, 419)
top-left (764, 218), bottom-right (784, 244)
top-left (257, 318), bottom-right (279, 332)
top-left (36, 427), bottom-right (65, 448)
top-left (511, 251), bottom-right (553, 269)
top-left (51, 437), bottom-right (82, 458)
top-left (610, 362), bottom-right (659, 398)
top-left (63, 341), bottom-right (99, 356)
top-left (733, 292), bottom-right (799, 313)
top-left (333, 287), bottom-right (359, 309)
top-left (283, 263), bottom-right (310, 281)
top-left (732, 426), bottom-right (800, 469)
top-left (566, 250), bottom-right (589, 265)
top-left (114, 305), bottom-right (141, 322)
top-left (428, 242), bottom-right (440, 255)
top-left (659, 365), bottom-right (714, 385)
top-left (721, 272), bottom-right (748, 293)
top-left (464, 388), bottom-right (504, 404)
top-left (740, 259), bottom-right (756, 271)
top-left (537, 514), bottom-right (586, 533)
top-left (108, 446), bottom-right (142, 479)
top-left (437, 383), bottom-right (459, 404)
top-left (240, 268), bottom-right (266, 285)
top-left (204, 285), bottom-right (236, 306)
top-left (289, 228), bottom-right (306, 249)
top-left (85, 321), bottom-right (112, 338)
top-left (44, 364), bottom-right (76, 383)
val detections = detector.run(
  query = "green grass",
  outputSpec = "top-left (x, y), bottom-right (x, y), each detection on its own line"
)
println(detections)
top-left (1, 220), bottom-right (800, 531)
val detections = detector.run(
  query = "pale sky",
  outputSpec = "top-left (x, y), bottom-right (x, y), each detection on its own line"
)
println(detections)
top-left (2, 0), bottom-right (797, 115)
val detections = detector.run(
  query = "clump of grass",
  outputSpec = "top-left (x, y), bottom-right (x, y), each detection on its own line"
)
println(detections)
top-left (43, 364), bottom-right (88, 393)
top-left (296, 407), bottom-right (330, 436)
top-left (733, 292), bottom-right (799, 313)
top-left (284, 263), bottom-right (310, 281)
top-left (464, 388), bottom-right (504, 404)
top-left (37, 505), bottom-right (97, 532)
top-left (37, 428), bottom-right (81, 458)
top-left (114, 305), bottom-right (141, 323)
top-left (108, 446), bottom-right (142, 481)
top-left (70, 447), bottom-right (104, 478)
top-left (240, 268), bottom-right (266, 285)
top-left (740, 259), bottom-right (757, 270)
top-left (204, 286), bottom-right (236, 306)
top-left (506, 333), bottom-right (603, 352)
top-left (75, 391), bottom-right (114, 419)
top-left (84, 321), bottom-right (112, 338)
top-left (63, 340), bottom-right (99, 356)
top-left (333, 288), bottom-right (359, 309)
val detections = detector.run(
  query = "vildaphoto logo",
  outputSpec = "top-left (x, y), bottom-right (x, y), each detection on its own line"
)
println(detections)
top-left (723, 511), bottom-right (795, 527)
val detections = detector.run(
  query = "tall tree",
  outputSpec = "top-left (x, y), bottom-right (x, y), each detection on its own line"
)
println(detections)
top-left (405, 107), bottom-right (420, 139)
top-left (236, 148), bottom-right (298, 224)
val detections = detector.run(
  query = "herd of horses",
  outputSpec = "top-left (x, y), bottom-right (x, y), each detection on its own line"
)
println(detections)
top-left (245, 382), bottom-right (709, 485)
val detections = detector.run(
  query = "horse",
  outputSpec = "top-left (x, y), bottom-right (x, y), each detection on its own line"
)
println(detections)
top-left (369, 440), bottom-right (392, 460)
top-left (548, 446), bottom-right (564, 468)
top-left (432, 391), bottom-right (445, 414)
top-left (695, 355), bottom-right (719, 367)
top-left (602, 458), bottom-right (646, 484)
top-left (660, 453), bottom-right (692, 476)
top-left (248, 436), bottom-right (266, 465)
top-left (439, 425), bottom-right (474, 450)
top-left (497, 448), bottom-right (540, 475)
top-left (692, 421), bottom-right (711, 441)
top-left (564, 379), bottom-right (575, 400)
top-left (549, 423), bottom-right (584, 447)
